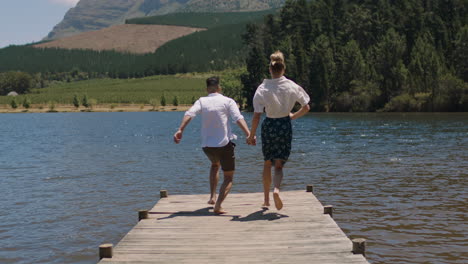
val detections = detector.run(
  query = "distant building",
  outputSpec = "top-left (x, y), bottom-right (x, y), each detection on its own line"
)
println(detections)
top-left (7, 91), bottom-right (19, 96)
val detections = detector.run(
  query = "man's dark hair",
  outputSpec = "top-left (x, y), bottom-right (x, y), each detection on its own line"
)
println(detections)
top-left (206, 77), bottom-right (220, 88)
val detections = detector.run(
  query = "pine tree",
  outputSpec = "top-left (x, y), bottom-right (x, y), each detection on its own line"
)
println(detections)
top-left (22, 97), bottom-right (31, 109)
top-left (73, 94), bottom-right (80, 108)
top-left (409, 33), bottom-right (443, 110)
top-left (10, 98), bottom-right (18, 109)
top-left (82, 95), bottom-right (89, 108)
top-left (370, 28), bottom-right (408, 106)
top-left (241, 23), bottom-right (269, 111)
top-left (310, 34), bottom-right (337, 111)
top-left (452, 26), bottom-right (468, 82)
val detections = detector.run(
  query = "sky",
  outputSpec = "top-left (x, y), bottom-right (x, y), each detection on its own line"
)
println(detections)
top-left (0, 0), bottom-right (79, 48)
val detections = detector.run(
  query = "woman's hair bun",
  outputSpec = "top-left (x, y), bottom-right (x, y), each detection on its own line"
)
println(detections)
top-left (270, 51), bottom-right (285, 66)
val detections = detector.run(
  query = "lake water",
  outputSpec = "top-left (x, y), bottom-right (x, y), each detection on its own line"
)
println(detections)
top-left (0, 112), bottom-right (466, 264)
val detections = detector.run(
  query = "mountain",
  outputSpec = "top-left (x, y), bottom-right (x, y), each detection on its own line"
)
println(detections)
top-left (46, 0), bottom-right (143, 40)
top-left (46, 0), bottom-right (285, 40)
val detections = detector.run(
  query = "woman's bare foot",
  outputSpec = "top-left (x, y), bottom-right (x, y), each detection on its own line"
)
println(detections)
top-left (214, 207), bottom-right (227, 215)
top-left (273, 191), bottom-right (283, 210)
top-left (207, 198), bottom-right (216, 205)
top-left (262, 202), bottom-right (270, 209)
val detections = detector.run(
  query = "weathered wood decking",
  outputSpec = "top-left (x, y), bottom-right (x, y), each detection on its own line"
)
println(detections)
top-left (99, 189), bottom-right (370, 264)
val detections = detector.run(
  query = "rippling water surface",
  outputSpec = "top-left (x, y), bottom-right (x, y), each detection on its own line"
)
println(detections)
top-left (0, 112), bottom-right (466, 264)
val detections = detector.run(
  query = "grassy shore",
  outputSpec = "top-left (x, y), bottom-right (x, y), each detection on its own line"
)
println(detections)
top-left (0, 73), bottom-right (211, 106)
top-left (0, 104), bottom-right (191, 113)
top-left (0, 70), bottom-right (245, 113)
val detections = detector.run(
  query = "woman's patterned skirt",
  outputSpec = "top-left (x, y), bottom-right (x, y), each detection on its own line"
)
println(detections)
top-left (261, 116), bottom-right (292, 163)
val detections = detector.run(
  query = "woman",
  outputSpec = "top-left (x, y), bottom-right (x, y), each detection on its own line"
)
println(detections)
top-left (247, 51), bottom-right (310, 210)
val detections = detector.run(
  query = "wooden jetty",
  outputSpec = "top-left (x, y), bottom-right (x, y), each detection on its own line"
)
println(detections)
top-left (98, 187), bottom-right (369, 263)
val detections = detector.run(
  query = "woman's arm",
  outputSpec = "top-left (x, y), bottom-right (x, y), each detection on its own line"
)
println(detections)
top-left (247, 112), bottom-right (262, 145)
top-left (290, 104), bottom-right (310, 120)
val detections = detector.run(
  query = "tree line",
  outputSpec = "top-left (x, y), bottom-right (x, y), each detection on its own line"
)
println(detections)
top-left (0, 71), bottom-right (33, 95)
top-left (0, 10), bottom-right (271, 82)
top-left (0, 22), bottom-right (248, 81)
top-left (242, 0), bottom-right (467, 112)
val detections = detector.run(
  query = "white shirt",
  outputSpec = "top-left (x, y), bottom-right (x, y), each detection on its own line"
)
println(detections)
top-left (185, 93), bottom-right (244, 147)
top-left (253, 76), bottom-right (310, 118)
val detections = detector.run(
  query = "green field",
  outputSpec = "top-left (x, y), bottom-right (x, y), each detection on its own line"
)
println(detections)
top-left (0, 74), bottom-right (206, 106)
top-left (0, 69), bottom-right (245, 106)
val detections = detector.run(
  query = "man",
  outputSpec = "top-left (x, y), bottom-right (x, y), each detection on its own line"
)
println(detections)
top-left (173, 77), bottom-right (250, 214)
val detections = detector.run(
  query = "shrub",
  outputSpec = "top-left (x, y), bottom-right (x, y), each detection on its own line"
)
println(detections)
top-left (10, 98), bottom-right (18, 109)
top-left (22, 97), bottom-right (31, 109)
top-left (82, 95), bottom-right (89, 108)
top-left (88, 98), bottom-right (97, 109)
top-left (335, 81), bottom-right (380, 112)
top-left (149, 98), bottom-right (159, 110)
top-left (382, 93), bottom-right (430, 112)
top-left (73, 94), bottom-right (80, 108)
top-left (160, 94), bottom-right (166, 106)
top-left (434, 74), bottom-right (468, 111)
top-left (173, 96), bottom-right (179, 106)
top-left (48, 101), bottom-right (56, 111)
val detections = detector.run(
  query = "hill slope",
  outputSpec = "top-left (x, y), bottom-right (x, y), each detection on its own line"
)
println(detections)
top-left (36, 24), bottom-right (204, 54)
top-left (46, 0), bottom-right (285, 40)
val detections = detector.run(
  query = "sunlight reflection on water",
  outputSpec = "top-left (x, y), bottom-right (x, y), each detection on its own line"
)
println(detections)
top-left (0, 112), bottom-right (466, 264)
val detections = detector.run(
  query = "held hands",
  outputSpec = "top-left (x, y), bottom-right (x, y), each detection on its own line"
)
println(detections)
top-left (289, 112), bottom-right (296, 120)
top-left (173, 130), bottom-right (183, 144)
top-left (246, 135), bottom-right (257, 146)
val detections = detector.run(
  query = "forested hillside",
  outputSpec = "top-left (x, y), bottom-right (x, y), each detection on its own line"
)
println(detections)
top-left (0, 10), bottom-right (274, 79)
top-left (242, 0), bottom-right (467, 112)
top-left (126, 9), bottom-right (276, 28)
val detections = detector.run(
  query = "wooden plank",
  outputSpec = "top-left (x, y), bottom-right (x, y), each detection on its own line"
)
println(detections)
top-left (98, 190), bottom-right (369, 264)
top-left (100, 252), bottom-right (368, 264)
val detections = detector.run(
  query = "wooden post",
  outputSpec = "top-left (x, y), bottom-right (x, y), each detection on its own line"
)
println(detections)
top-left (352, 238), bottom-right (366, 255)
top-left (324, 205), bottom-right (333, 218)
top-left (306, 184), bottom-right (314, 193)
top-left (99, 244), bottom-right (113, 259)
top-left (138, 210), bottom-right (149, 221)
top-left (160, 190), bottom-right (168, 198)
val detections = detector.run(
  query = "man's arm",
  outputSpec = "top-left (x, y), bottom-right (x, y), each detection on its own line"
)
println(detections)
top-left (247, 112), bottom-right (262, 145)
top-left (227, 99), bottom-right (250, 139)
top-left (174, 99), bottom-right (201, 144)
top-left (290, 104), bottom-right (310, 120)
top-left (173, 115), bottom-right (192, 144)
top-left (236, 119), bottom-right (250, 138)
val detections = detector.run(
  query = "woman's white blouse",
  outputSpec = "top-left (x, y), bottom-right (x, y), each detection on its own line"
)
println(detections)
top-left (253, 76), bottom-right (310, 118)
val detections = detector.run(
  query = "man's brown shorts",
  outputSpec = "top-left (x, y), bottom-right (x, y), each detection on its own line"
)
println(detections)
top-left (202, 141), bottom-right (236, 171)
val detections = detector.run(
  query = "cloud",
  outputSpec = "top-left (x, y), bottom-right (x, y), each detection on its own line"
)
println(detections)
top-left (48, 0), bottom-right (80, 6)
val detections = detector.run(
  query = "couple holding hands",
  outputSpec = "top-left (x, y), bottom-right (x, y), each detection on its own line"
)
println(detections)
top-left (173, 51), bottom-right (310, 214)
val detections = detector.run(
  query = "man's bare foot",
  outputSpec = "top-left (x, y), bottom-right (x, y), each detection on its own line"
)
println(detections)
top-left (214, 207), bottom-right (227, 215)
top-left (273, 191), bottom-right (283, 210)
top-left (262, 202), bottom-right (270, 209)
top-left (207, 199), bottom-right (215, 205)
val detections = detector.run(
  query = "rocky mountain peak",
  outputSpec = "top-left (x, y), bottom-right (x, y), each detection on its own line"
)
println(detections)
top-left (46, 0), bottom-right (285, 40)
